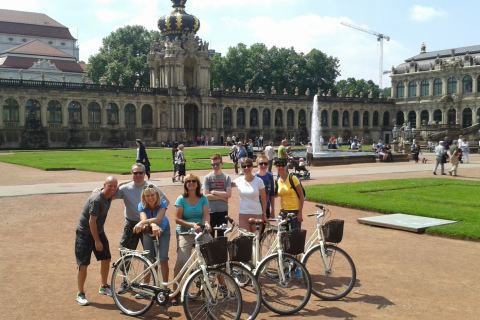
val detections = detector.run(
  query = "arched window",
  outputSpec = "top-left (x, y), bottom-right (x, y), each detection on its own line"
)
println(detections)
top-left (396, 111), bottom-right (404, 125)
top-left (332, 110), bottom-right (339, 127)
top-left (363, 111), bottom-right (369, 128)
top-left (447, 77), bottom-right (457, 95)
top-left (420, 80), bottom-right (429, 97)
top-left (382, 111), bottom-right (390, 127)
top-left (106, 103), bottom-right (119, 125)
top-left (237, 108), bottom-right (245, 128)
top-left (125, 104), bottom-right (136, 128)
top-left (3, 98), bottom-right (19, 123)
top-left (68, 101), bottom-right (82, 124)
top-left (447, 108), bottom-right (456, 125)
top-left (321, 110), bottom-right (328, 126)
top-left (433, 78), bottom-right (442, 96)
top-left (462, 108), bottom-right (472, 128)
top-left (26, 99), bottom-right (41, 122)
top-left (408, 111), bottom-right (416, 128)
top-left (88, 102), bottom-right (101, 127)
top-left (250, 108), bottom-right (258, 127)
top-left (298, 110), bottom-right (306, 127)
top-left (223, 107), bottom-right (232, 127)
top-left (353, 111), bottom-right (360, 127)
top-left (420, 110), bottom-right (429, 125)
top-left (396, 82), bottom-right (404, 98)
top-left (342, 111), bottom-right (349, 127)
top-left (372, 111), bottom-right (379, 127)
top-left (433, 109), bottom-right (442, 123)
top-left (408, 81), bottom-right (417, 97)
top-left (274, 109), bottom-right (283, 127)
top-left (262, 109), bottom-right (271, 127)
top-left (462, 76), bottom-right (473, 94)
top-left (47, 100), bottom-right (62, 124)
top-left (287, 109), bottom-right (294, 128)
top-left (141, 104), bottom-right (153, 126)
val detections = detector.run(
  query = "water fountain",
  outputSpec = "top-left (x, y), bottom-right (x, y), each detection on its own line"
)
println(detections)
top-left (307, 95), bottom-right (377, 166)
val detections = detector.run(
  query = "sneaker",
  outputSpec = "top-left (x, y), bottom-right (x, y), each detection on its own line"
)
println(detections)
top-left (294, 267), bottom-right (303, 279)
top-left (99, 284), bottom-right (113, 297)
top-left (76, 292), bottom-right (89, 306)
top-left (117, 280), bottom-right (129, 295)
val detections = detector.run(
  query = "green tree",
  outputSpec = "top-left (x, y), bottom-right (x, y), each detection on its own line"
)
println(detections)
top-left (334, 77), bottom-right (380, 98)
top-left (211, 43), bottom-right (340, 95)
top-left (87, 25), bottom-right (160, 87)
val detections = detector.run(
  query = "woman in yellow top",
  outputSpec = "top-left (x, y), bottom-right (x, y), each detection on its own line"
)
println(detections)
top-left (274, 158), bottom-right (304, 230)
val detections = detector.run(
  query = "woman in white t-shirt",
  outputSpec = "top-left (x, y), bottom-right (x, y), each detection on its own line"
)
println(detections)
top-left (234, 158), bottom-right (267, 231)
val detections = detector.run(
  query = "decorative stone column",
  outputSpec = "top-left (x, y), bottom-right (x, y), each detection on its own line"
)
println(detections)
top-left (442, 77), bottom-right (448, 96)
top-left (232, 106), bottom-right (237, 129)
top-left (472, 75), bottom-right (478, 95)
top-left (416, 80), bottom-right (421, 98)
top-left (429, 79), bottom-right (434, 99)
top-left (259, 107), bottom-right (263, 129)
top-left (101, 100), bottom-right (107, 127)
top-left (0, 97), bottom-right (4, 128)
top-left (135, 103), bottom-right (142, 128)
top-left (40, 102), bottom-right (47, 127)
top-left (415, 111), bottom-right (421, 129)
top-left (119, 103), bottom-right (126, 128)
top-left (62, 100), bottom-right (68, 127)
top-left (245, 106), bottom-right (250, 129)
top-left (81, 100), bottom-right (88, 128)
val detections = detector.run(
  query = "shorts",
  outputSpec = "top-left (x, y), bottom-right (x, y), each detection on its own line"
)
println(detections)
top-left (177, 163), bottom-right (186, 176)
top-left (239, 213), bottom-right (263, 232)
top-left (120, 219), bottom-right (143, 250)
top-left (75, 230), bottom-right (111, 266)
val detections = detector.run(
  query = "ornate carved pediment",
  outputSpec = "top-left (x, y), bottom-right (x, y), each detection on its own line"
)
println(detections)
top-left (29, 59), bottom-right (61, 72)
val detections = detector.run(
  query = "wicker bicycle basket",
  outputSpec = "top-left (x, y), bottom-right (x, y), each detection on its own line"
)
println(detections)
top-left (227, 236), bottom-right (253, 262)
top-left (322, 219), bottom-right (344, 243)
top-left (281, 229), bottom-right (307, 255)
top-left (200, 236), bottom-right (228, 266)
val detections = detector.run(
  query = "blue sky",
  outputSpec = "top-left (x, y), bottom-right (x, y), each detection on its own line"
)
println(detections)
top-left (3, 0), bottom-right (477, 87)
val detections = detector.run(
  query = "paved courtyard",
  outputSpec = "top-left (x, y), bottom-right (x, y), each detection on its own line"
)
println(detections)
top-left (0, 153), bottom-right (479, 319)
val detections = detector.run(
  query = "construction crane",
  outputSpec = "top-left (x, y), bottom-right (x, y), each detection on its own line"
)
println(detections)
top-left (341, 21), bottom-right (390, 89)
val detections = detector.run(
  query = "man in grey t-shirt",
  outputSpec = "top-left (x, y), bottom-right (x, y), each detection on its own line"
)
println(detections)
top-left (115, 163), bottom-right (167, 250)
top-left (203, 154), bottom-right (232, 237)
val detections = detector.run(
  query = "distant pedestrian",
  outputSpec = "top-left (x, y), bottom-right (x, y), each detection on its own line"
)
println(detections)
top-left (460, 139), bottom-right (470, 164)
top-left (448, 141), bottom-right (461, 176)
top-left (264, 142), bottom-right (275, 172)
top-left (433, 141), bottom-right (446, 175)
top-left (171, 142), bottom-right (178, 183)
top-left (136, 139), bottom-right (151, 179)
top-left (174, 144), bottom-right (186, 183)
top-left (306, 142), bottom-right (313, 166)
top-left (411, 139), bottom-right (420, 163)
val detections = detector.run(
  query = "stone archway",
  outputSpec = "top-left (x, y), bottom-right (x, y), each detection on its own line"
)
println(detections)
top-left (184, 103), bottom-right (199, 143)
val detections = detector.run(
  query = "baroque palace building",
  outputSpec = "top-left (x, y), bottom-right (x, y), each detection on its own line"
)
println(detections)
top-left (1, 0), bottom-right (478, 149)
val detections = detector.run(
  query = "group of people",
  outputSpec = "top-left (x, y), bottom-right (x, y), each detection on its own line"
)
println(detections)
top-left (75, 151), bottom-right (305, 307)
top-left (433, 138), bottom-right (464, 176)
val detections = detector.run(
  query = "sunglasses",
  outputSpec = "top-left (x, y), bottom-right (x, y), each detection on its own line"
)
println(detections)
top-left (258, 162), bottom-right (268, 166)
top-left (241, 164), bottom-right (253, 169)
top-left (145, 184), bottom-right (156, 189)
top-left (211, 163), bottom-right (221, 167)
top-left (186, 180), bottom-right (198, 184)
top-left (132, 171), bottom-right (145, 176)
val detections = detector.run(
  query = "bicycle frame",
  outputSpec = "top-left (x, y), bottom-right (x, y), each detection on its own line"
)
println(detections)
top-left (114, 231), bottom-right (219, 303)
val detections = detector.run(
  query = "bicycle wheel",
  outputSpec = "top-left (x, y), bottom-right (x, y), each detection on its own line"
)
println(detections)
top-left (111, 254), bottom-right (156, 316)
top-left (302, 244), bottom-right (356, 300)
top-left (255, 253), bottom-right (312, 315)
top-left (225, 262), bottom-right (262, 320)
top-left (183, 268), bottom-right (242, 320)
top-left (259, 228), bottom-right (277, 260)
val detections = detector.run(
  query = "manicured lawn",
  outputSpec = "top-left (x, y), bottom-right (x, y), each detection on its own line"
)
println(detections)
top-left (0, 147), bottom-right (232, 174)
top-left (305, 178), bottom-right (480, 240)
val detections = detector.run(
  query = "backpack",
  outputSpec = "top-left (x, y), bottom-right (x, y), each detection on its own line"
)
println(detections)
top-left (275, 173), bottom-right (306, 199)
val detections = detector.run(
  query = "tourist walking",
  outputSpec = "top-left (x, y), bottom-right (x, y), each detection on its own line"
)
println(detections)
top-left (433, 141), bottom-right (447, 175)
top-left (264, 142), bottom-right (275, 172)
top-left (174, 144), bottom-right (186, 183)
top-left (306, 142), bottom-right (313, 166)
top-left (274, 158), bottom-right (304, 231)
top-left (203, 154), bottom-right (232, 237)
top-left (171, 142), bottom-right (178, 182)
top-left (411, 139), bottom-right (420, 163)
top-left (460, 139), bottom-right (470, 163)
top-left (235, 141), bottom-right (247, 174)
top-left (255, 155), bottom-right (275, 219)
top-left (133, 185), bottom-right (170, 283)
top-left (278, 139), bottom-right (288, 160)
top-left (233, 158), bottom-right (267, 231)
top-left (136, 139), bottom-right (151, 179)
top-left (75, 176), bottom-right (118, 306)
top-left (448, 141), bottom-right (461, 176)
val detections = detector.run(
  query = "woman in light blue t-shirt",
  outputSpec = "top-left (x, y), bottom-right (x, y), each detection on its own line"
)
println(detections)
top-left (172, 173), bottom-right (210, 304)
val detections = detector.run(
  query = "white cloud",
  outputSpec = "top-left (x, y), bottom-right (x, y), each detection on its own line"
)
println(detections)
top-left (78, 37), bottom-right (103, 62)
top-left (190, 0), bottom-right (297, 9)
top-left (410, 5), bottom-right (446, 22)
